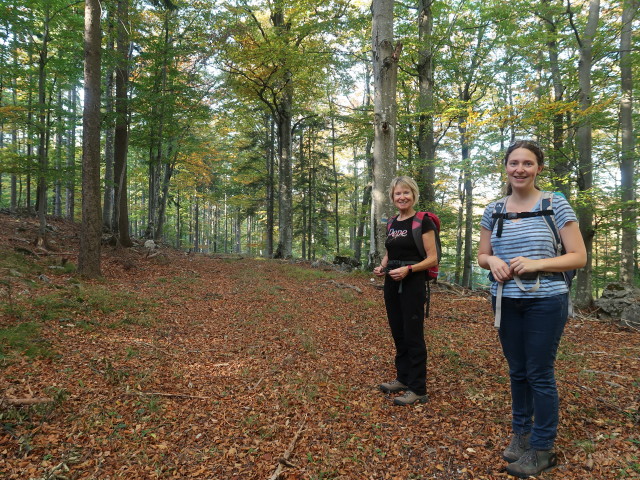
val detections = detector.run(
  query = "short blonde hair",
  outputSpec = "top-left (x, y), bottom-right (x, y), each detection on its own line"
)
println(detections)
top-left (388, 176), bottom-right (419, 206)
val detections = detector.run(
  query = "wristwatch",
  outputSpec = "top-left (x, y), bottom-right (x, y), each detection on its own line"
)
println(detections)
top-left (407, 265), bottom-right (413, 273)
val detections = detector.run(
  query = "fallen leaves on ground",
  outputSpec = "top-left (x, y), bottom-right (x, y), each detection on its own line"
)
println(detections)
top-left (0, 214), bottom-right (638, 479)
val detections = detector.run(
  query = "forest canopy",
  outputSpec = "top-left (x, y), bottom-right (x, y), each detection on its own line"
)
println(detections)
top-left (0, 0), bottom-right (638, 303)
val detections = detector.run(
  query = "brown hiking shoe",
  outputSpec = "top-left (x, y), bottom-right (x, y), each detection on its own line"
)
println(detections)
top-left (506, 448), bottom-right (557, 478)
top-left (392, 390), bottom-right (428, 406)
top-left (379, 379), bottom-right (408, 393)
top-left (503, 432), bottom-right (531, 462)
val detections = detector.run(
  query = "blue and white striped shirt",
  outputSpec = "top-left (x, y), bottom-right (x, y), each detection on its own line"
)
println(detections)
top-left (480, 192), bottom-right (578, 298)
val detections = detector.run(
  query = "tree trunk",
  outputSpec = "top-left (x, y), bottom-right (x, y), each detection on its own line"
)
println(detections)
top-left (541, 2), bottom-right (571, 198)
top-left (330, 110), bottom-right (340, 254)
top-left (103, 5), bottom-right (116, 231)
top-left (78, 0), bottom-right (103, 278)
top-left (154, 157), bottom-right (175, 242)
top-left (36, 14), bottom-right (51, 245)
top-left (459, 124), bottom-right (473, 289)
top-left (271, 7), bottom-right (293, 259)
top-left (619, 0), bottom-right (637, 284)
top-left (371, 0), bottom-right (401, 266)
top-left (113, 0), bottom-right (132, 247)
top-left (417, 0), bottom-right (436, 206)
top-left (265, 115), bottom-right (275, 257)
top-left (66, 88), bottom-right (77, 221)
top-left (54, 90), bottom-right (63, 217)
top-left (572, 0), bottom-right (600, 308)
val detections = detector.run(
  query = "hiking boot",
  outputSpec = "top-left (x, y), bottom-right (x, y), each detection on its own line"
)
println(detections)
top-left (379, 379), bottom-right (408, 393)
top-left (506, 448), bottom-right (557, 478)
top-left (503, 432), bottom-right (531, 463)
top-left (393, 390), bottom-right (428, 406)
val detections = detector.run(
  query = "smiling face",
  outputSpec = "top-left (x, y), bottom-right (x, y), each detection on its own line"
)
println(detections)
top-left (392, 183), bottom-right (415, 212)
top-left (505, 147), bottom-right (543, 192)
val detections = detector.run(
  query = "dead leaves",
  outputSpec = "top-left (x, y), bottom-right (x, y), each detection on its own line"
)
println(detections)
top-left (0, 215), bottom-right (638, 479)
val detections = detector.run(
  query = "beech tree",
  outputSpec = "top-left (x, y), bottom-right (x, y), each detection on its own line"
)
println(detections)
top-left (370, 0), bottom-right (400, 265)
top-left (78, 0), bottom-right (102, 277)
top-left (619, 0), bottom-right (637, 284)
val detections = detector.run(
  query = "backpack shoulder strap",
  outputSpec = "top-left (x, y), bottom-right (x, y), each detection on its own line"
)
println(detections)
top-left (490, 196), bottom-right (509, 237)
top-left (412, 212), bottom-right (427, 259)
top-left (386, 214), bottom-right (398, 232)
top-left (540, 191), bottom-right (562, 253)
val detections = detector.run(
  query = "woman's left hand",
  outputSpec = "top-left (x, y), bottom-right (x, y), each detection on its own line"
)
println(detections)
top-left (388, 266), bottom-right (410, 281)
top-left (509, 256), bottom-right (541, 277)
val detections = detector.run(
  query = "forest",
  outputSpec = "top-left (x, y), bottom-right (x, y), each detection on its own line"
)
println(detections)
top-left (0, 0), bottom-right (638, 306)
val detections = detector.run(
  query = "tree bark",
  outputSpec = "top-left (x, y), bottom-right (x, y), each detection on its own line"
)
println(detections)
top-left (572, 0), bottom-right (600, 308)
top-left (619, 0), bottom-right (637, 284)
top-left (66, 88), bottom-right (77, 221)
top-left (78, 0), bottom-right (103, 278)
top-left (417, 0), bottom-right (436, 206)
top-left (541, 0), bottom-right (571, 198)
top-left (265, 115), bottom-right (275, 257)
top-left (36, 11), bottom-right (51, 245)
top-left (103, 5), bottom-right (116, 232)
top-left (371, 0), bottom-right (401, 266)
top-left (113, 0), bottom-right (132, 248)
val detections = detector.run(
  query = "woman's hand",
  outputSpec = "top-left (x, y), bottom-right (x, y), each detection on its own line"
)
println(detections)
top-left (509, 256), bottom-right (541, 277)
top-left (487, 256), bottom-right (513, 283)
top-left (387, 266), bottom-right (410, 281)
top-left (373, 265), bottom-right (386, 277)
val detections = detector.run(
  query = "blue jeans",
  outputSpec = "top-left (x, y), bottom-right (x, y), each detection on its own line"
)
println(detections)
top-left (492, 294), bottom-right (568, 450)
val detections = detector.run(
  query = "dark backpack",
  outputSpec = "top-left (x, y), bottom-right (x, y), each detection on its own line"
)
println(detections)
top-left (387, 211), bottom-right (442, 317)
top-left (490, 191), bottom-right (575, 286)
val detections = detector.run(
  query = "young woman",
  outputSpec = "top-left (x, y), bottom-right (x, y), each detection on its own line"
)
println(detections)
top-left (477, 140), bottom-right (586, 477)
top-left (373, 176), bottom-right (438, 406)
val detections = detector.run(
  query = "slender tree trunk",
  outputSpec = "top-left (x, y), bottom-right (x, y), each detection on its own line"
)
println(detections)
top-left (572, 0), bottom-right (599, 308)
top-left (354, 64), bottom-right (373, 265)
top-left (265, 115), bottom-right (275, 257)
top-left (417, 0), bottom-right (436, 206)
top-left (619, 0), bottom-right (637, 284)
top-left (11, 58), bottom-right (18, 212)
top-left (113, 0), bottom-right (132, 247)
top-left (66, 88), bottom-right (77, 220)
top-left (154, 156), bottom-right (175, 242)
top-left (330, 110), bottom-right (340, 254)
top-left (459, 124), bottom-right (473, 289)
top-left (371, 0), bottom-right (401, 266)
top-left (54, 90), bottom-right (63, 217)
top-left (542, 1), bottom-right (571, 198)
top-left (78, 0), bottom-right (102, 277)
top-left (36, 14), bottom-right (51, 244)
top-left (103, 5), bottom-right (115, 231)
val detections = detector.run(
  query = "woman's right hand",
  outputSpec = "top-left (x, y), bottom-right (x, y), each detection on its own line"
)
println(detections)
top-left (487, 256), bottom-right (513, 283)
top-left (373, 266), bottom-right (387, 277)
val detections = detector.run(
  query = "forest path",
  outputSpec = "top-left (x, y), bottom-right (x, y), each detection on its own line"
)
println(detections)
top-left (0, 213), bottom-right (638, 479)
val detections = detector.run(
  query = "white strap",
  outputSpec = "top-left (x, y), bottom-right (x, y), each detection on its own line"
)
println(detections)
top-left (494, 282), bottom-right (503, 328)
top-left (513, 274), bottom-right (541, 293)
top-left (495, 275), bottom-right (541, 329)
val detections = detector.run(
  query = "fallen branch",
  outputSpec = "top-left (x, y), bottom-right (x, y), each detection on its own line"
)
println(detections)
top-left (1, 397), bottom-right (54, 407)
top-left (326, 280), bottom-right (362, 293)
top-left (129, 391), bottom-right (213, 400)
top-left (583, 369), bottom-right (632, 380)
top-left (268, 419), bottom-right (306, 480)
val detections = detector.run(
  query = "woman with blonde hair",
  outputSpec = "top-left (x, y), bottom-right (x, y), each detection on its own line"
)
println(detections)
top-left (373, 176), bottom-right (438, 406)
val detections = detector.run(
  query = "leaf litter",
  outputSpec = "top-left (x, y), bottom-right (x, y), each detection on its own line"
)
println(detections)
top-left (0, 214), bottom-right (638, 479)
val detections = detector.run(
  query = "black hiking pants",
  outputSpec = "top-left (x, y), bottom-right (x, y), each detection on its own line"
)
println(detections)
top-left (383, 271), bottom-right (427, 396)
